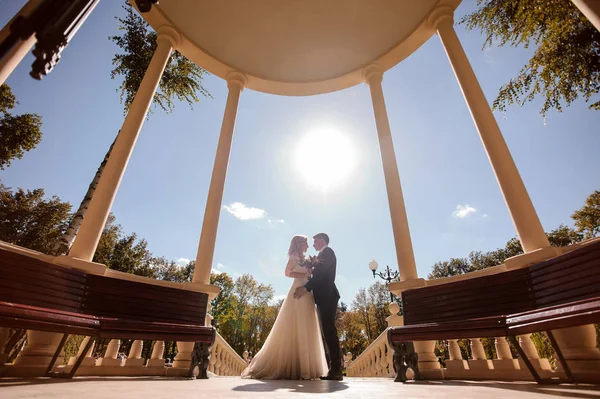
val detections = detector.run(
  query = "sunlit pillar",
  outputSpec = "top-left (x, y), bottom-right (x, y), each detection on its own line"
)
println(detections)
top-left (0, 0), bottom-right (39, 85)
top-left (430, 7), bottom-right (550, 254)
top-left (363, 64), bottom-right (418, 281)
top-left (69, 26), bottom-right (179, 261)
top-left (193, 71), bottom-right (246, 284)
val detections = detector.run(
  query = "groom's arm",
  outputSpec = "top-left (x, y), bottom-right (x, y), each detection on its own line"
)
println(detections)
top-left (304, 248), bottom-right (335, 292)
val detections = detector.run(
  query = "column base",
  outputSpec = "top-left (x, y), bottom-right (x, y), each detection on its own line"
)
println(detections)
top-left (173, 342), bottom-right (194, 368)
top-left (13, 331), bottom-right (64, 368)
top-left (504, 247), bottom-right (560, 270)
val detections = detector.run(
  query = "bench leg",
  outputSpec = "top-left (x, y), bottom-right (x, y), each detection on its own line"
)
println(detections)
top-left (509, 335), bottom-right (543, 384)
top-left (546, 330), bottom-right (575, 383)
top-left (186, 342), bottom-right (210, 379)
top-left (45, 334), bottom-right (69, 376)
top-left (66, 337), bottom-right (96, 378)
top-left (390, 341), bottom-right (420, 383)
top-left (3, 328), bottom-right (26, 359)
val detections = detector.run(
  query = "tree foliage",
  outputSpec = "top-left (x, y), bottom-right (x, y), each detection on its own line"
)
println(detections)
top-left (461, 0), bottom-right (600, 116)
top-left (339, 281), bottom-right (393, 359)
top-left (0, 85), bottom-right (43, 169)
top-left (110, 3), bottom-right (211, 115)
top-left (0, 184), bottom-right (71, 254)
top-left (428, 224), bottom-right (586, 280)
top-left (571, 190), bottom-right (600, 239)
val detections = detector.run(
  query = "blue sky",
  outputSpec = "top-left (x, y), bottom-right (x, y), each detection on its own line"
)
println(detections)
top-left (1, 1), bottom-right (599, 304)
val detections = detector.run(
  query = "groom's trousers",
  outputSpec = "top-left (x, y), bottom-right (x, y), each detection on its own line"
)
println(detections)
top-left (317, 299), bottom-right (341, 371)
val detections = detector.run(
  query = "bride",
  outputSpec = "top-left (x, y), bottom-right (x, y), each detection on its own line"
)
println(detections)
top-left (241, 235), bottom-right (328, 380)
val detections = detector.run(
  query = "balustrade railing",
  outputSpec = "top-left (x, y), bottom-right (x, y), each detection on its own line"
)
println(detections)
top-left (345, 304), bottom-right (561, 381)
top-left (1, 330), bottom-right (247, 377)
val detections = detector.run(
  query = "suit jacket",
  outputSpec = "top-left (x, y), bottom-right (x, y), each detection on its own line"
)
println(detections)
top-left (304, 247), bottom-right (340, 306)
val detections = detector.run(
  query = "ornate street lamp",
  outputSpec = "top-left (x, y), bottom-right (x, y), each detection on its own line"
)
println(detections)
top-left (369, 259), bottom-right (399, 303)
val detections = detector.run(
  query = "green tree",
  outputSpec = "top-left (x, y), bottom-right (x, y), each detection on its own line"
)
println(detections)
top-left (209, 272), bottom-right (235, 325)
top-left (571, 190), bottom-right (600, 239)
top-left (461, 0), bottom-right (600, 117)
top-left (428, 257), bottom-right (471, 280)
top-left (91, 213), bottom-right (154, 278)
top-left (110, 2), bottom-right (211, 115)
top-left (0, 184), bottom-right (71, 254)
top-left (0, 84), bottom-right (43, 169)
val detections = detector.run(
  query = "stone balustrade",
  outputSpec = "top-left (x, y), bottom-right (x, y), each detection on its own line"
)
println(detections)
top-left (346, 329), bottom-right (394, 378)
top-left (345, 303), bottom-right (563, 381)
top-left (209, 332), bottom-right (247, 376)
top-left (1, 330), bottom-right (247, 378)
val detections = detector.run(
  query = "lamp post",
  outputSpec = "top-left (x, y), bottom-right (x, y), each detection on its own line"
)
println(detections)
top-left (368, 259), bottom-right (399, 303)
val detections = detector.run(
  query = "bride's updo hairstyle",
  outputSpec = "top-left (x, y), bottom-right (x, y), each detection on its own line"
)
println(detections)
top-left (288, 235), bottom-right (308, 258)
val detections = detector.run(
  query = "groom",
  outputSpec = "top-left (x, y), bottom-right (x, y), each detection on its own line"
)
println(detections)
top-left (294, 233), bottom-right (342, 381)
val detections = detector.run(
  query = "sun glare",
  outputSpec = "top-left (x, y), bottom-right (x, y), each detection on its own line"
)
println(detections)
top-left (294, 128), bottom-right (356, 191)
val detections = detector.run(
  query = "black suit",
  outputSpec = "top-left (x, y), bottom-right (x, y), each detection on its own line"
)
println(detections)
top-left (304, 246), bottom-right (341, 372)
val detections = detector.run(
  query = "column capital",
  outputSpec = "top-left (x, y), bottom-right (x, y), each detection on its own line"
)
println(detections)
top-left (226, 71), bottom-right (247, 91)
top-left (362, 64), bottom-right (384, 86)
top-left (156, 25), bottom-right (181, 48)
top-left (428, 6), bottom-right (454, 30)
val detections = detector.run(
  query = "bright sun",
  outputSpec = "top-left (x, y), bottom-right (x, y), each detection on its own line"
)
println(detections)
top-left (294, 128), bottom-right (356, 191)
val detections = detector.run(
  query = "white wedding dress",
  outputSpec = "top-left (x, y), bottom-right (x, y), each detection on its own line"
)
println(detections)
top-left (241, 255), bottom-right (328, 379)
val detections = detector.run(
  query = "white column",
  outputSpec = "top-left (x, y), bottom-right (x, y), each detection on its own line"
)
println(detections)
top-left (572, 0), bottom-right (600, 31)
top-left (192, 71), bottom-right (246, 284)
top-left (69, 27), bottom-right (180, 261)
top-left (430, 7), bottom-right (550, 254)
top-left (363, 64), bottom-right (418, 281)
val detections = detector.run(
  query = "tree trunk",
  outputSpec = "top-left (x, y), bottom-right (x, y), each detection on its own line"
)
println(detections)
top-left (52, 133), bottom-right (118, 256)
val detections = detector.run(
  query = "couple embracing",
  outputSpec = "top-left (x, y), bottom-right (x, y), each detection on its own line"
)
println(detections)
top-left (241, 233), bottom-right (343, 381)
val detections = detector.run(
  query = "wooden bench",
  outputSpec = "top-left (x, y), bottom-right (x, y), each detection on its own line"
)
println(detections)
top-left (82, 274), bottom-right (215, 378)
top-left (0, 249), bottom-right (99, 377)
top-left (0, 248), bottom-right (215, 379)
top-left (388, 240), bottom-right (600, 384)
top-left (387, 267), bottom-right (534, 381)
top-left (506, 241), bottom-right (600, 383)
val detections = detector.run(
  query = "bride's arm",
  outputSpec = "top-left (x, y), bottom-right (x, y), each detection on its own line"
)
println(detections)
top-left (285, 257), bottom-right (309, 278)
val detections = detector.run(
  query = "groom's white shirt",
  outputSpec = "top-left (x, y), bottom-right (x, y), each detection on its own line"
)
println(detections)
top-left (319, 245), bottom-right (328, 254)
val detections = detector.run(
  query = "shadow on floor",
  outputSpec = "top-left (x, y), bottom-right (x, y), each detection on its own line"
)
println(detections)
top-left (232, 380), bottom-right (349, 394)
top-left (405, 380), bottom-right (600, 399)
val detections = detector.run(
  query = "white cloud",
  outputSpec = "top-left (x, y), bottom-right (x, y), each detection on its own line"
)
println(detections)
top-left (452, 204), bottom-right (477, 219)
top-left (224, 202), bottom-right (266, 220)
top-left (213, 262), bottom-right (239, 277)
top-left (481, 213), bottom-right (489, 219)
top-left (176, 258), bottom-right (191, 267)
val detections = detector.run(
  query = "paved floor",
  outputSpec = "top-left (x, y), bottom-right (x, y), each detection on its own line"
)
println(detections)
top-left (1, 377), bottom-right (600, 399)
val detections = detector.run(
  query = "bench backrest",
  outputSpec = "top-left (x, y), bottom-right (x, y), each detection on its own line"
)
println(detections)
top-left (529, 241), bottom-right (600, 308)
top-left (83, 274), bottom-right (209, 326)
top-left (0, 248), bottom-right (87, 313)
top-left (402, 268), bottom-right (534, 326)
